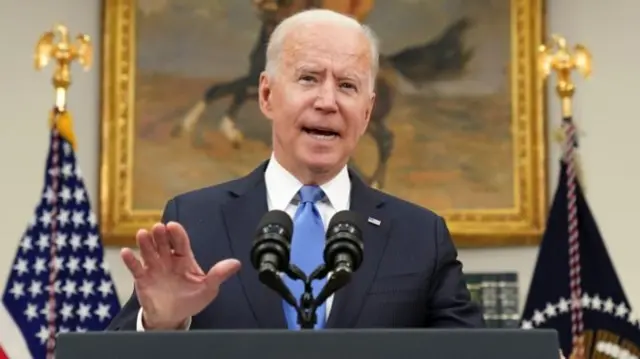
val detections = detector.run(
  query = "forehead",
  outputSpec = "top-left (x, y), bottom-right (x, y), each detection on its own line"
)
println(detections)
top-left (281, 23), bottom-right (372, 75)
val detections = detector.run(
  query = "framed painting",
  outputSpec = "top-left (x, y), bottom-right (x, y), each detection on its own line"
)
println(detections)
top-left (99, 0), bottom-right (548, 248)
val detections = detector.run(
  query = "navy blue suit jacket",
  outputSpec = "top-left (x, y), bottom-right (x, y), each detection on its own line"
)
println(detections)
top-left (107, 161), bottom-right (484, 330)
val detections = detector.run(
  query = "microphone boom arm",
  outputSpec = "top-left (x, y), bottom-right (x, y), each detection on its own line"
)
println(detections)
top-left (257, 268), bottom-right (297, 308)
top-left (284, 263), bottom-right (354, 329)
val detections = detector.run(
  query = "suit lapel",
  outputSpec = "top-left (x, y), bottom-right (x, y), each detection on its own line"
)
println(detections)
top-left (222, 161), bottom-right (287, 329)
top-left (326, 170), bottom-right (392, 328)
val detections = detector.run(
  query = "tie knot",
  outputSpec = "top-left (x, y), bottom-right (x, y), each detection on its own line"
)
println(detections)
top-left (298, 185), bottom-right (324, 204)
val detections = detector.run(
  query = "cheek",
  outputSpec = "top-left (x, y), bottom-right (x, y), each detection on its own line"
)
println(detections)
top-left (277, 93), bottom-right (312, 125)
top-left (342, 106), bottom-right (369, 137)
top-left (275, 86), bottom-right (297, 108)
top-left (272, 104), bottom-right (305, 139)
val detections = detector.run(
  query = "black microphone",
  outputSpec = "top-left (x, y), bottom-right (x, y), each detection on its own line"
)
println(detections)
top-left (324, 210), bottom-right (364, 274)
top-left (312, 210), bottom-right (364, 308)
top-left (250, 210), bottom-right (298, 308)
top-left (250, 209), bottom-right (293, 274)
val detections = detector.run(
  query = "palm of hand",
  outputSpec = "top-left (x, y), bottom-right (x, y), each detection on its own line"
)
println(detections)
top-left (136, 254), bottom-right (216, 328)
top-left (121, 222), bottom-right (241, 330)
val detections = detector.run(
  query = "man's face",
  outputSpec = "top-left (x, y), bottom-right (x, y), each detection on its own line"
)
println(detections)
top-left (258, 21), bottom-right (375, 178)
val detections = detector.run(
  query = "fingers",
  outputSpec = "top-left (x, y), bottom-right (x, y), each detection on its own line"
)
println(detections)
top-left (166, 221), bottom-right (193, 257)
top-left (204, 259), bottom-right (242, 290)
top-left (133, 222), bottom-right (192, 267)
top-left (121, 247), bottom-right (145, 279)
top-left (151, 223), bottom-right (172, 263)
top-left (137, 228), bottom-right (161, 269)
top-left (126, 222), bottom-right (194, 280)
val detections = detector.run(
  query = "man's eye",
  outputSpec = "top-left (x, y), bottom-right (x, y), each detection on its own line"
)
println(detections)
top-left (299, 75), bottom-right (315, 82)
top-left (341, 82), bottom-right (357, 90)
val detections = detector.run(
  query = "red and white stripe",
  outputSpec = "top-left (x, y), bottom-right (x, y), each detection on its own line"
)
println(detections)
top-left (0, 302), bottom-right (30, 358)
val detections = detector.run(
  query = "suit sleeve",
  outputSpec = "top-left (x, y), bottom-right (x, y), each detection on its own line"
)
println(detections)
top-left (425, 215), bottom-right (485, 328)
top-left (105, 198), bottom-right (179, 331)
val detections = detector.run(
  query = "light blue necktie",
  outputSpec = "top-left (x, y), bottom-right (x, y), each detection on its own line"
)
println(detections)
top-left (283, 185), bottom-right (327, 330)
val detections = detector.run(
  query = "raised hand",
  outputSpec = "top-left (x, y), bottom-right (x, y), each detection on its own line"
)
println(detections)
top-left (120, 221), bottom-right (241, 330)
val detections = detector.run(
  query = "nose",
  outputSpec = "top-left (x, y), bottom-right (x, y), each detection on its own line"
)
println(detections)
top-left (314, 81), bottom-right (338, 113)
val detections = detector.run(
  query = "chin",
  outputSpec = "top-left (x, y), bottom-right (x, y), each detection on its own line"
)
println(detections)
top-left (299, 150), bottom-right (343, 173)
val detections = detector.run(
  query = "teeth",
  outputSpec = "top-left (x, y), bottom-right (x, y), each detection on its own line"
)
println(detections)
top-left (309, 133), bottom-right (337, 140)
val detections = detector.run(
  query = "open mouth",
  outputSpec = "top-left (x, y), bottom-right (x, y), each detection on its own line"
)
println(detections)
top-left (302, 126), bottom-right (340, 140)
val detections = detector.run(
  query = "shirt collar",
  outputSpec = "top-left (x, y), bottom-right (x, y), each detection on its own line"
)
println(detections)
top-left (264, 153), bottom-right (350, 211)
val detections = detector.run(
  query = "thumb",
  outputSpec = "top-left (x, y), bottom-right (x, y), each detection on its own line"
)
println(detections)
top-left (204, 259), bottom-right (242, 290)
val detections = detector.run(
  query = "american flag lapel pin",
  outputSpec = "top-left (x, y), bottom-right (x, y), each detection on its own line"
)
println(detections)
top-left (368, 217), bottom-right (381, 226)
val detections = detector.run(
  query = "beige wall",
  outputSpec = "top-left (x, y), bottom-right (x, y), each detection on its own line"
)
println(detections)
top-left (0, 0), bottom-right (638, 319)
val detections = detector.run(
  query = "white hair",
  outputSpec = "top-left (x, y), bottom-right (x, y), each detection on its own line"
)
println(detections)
top-left (264, 9), bottom-right (380, 92)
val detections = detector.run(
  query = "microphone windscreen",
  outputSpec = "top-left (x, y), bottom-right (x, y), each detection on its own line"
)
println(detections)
top-left (256, 209), bottom-right (293, 237)
top-left (328, 210), bottom-right (363, 230)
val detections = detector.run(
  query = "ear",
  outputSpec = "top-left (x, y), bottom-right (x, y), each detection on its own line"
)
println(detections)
top-left (258, 72), bottom-right (274, 120)
top-left (360, 91), bottom-right (376, 136)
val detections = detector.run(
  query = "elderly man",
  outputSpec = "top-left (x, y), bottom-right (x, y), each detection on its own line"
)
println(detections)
top-left (107, 8), bottom-right (485, 332)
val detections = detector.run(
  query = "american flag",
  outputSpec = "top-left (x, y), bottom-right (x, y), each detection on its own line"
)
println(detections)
top-left (0, 118), bottom-right (121, 358)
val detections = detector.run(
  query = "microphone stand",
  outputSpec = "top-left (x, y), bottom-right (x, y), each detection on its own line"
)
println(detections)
top-left (284, 264), bottom-right (354, 329)
top-left (257, 261), bottom-right (356, 330)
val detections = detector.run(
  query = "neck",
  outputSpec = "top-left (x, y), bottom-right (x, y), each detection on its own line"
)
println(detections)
top-left (272, 149), bottom-right (343, 186)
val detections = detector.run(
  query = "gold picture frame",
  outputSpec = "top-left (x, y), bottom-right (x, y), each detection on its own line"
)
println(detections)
top-left (99, 0), bottom-right (548, 248)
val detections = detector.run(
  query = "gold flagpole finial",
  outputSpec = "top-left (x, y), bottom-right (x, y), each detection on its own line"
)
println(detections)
top-left (540, 34), bottom-right (591, 188)
top-left (538, 34), bottom-right (592, 118)
top-left (34, 24), bottom-right (93, 112)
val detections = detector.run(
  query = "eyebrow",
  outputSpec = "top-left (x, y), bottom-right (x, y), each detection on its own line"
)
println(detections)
top-left (294, 65), bottom-right (323, 75)
top-left (294, 65), bottom-right (365, 84)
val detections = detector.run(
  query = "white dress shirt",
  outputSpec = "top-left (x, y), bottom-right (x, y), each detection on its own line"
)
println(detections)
top-left (137, 154), bottom-right (351, 331)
